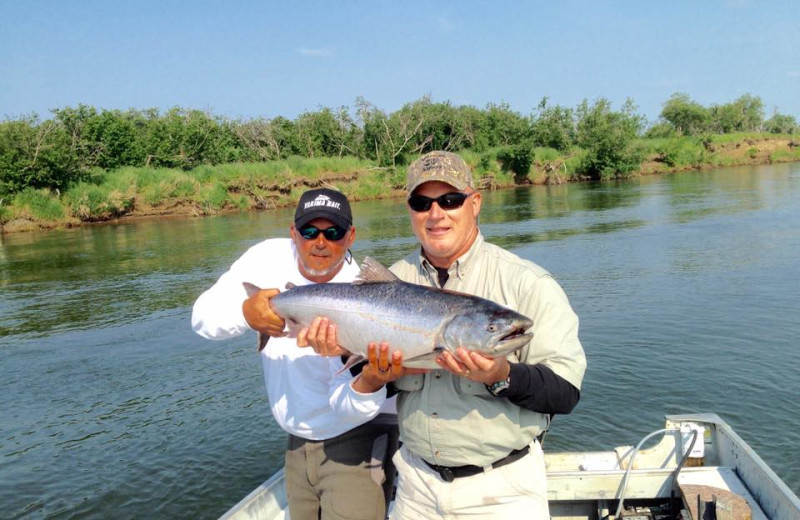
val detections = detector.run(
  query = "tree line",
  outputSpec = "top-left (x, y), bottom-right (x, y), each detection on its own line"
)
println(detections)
top-left (1, 93), bottom-right (796, 196)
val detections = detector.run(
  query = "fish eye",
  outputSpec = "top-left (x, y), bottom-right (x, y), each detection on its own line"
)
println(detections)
top-left (488, 324), bottom-right (498, 332)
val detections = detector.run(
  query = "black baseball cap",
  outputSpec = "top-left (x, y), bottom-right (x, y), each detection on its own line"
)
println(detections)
top-left (294, 188), bottom-right (353, 230)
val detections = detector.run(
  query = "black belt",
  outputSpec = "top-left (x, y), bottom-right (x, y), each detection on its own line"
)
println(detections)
top-left (423, 446), bottom-right (531, 482)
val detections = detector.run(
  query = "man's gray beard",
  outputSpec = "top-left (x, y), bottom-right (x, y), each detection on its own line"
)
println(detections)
top-left (298, 256), bottom-right (344, 278)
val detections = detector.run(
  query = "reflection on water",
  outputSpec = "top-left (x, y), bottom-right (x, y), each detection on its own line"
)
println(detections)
top-left (1, 163), bottom-right (799, 519)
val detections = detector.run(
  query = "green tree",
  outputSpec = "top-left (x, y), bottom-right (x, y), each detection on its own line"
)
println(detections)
top-left (764, 112), bottom-right (797, 135)
top-left (482, 102), bottom-right (531, 147)
top-left (709, 94), bottom-right (764, 133)
top-left (84, 109), bottom-right (145, 169)
top-left (0, 115), bottom-right (80, 195)
top-left (52, 104), bottom-right (103, 169)
top-left (575, 98), bottom-right (645, 180)
top-left (497, 144), bottom-right (535, 183)
top-left (233, 116), bottom-right (297, 161)
top-left (659, 93), bottom-right (710, 136)
top-left (358, 97), bottom-right (427, 167)
top-left (452, 105), bottom-right (489, 151)
top-left (415, 100), bottom-right (461, 153)
top-left (139, 108), bottom-right (233, 169)
top-left (644, 121), bottom-right (677, 139)
top-left (530, 97), bottom-right (575, 151)
top-left (293, 107), bottom-right (361, 158)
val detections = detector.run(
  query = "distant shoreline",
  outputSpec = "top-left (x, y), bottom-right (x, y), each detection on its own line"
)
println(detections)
top-left (2, 136), bottom-right (798, 235)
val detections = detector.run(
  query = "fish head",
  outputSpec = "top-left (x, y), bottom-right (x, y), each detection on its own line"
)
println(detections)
top-left (441, 307), bottom-right (533, 358)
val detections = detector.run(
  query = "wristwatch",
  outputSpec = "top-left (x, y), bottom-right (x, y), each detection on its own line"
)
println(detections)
top-left (486, 374), bottom-right (511, 397)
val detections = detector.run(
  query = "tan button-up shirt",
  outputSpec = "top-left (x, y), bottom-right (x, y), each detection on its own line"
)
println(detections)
top-left (390, 233), bottom-right (586, 467)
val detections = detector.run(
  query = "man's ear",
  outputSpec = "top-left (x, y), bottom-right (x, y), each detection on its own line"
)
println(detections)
top-left (470, 191), bottom-right (482, 218)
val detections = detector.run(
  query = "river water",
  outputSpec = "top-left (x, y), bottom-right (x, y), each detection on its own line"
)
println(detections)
top-left (1, 163), bottom-right (799, 519)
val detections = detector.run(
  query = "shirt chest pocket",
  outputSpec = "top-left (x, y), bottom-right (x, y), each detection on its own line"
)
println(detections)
top-left (455, 377), bottom-right (492, 396)
top-left (393, 374), bottom-right (424, 392)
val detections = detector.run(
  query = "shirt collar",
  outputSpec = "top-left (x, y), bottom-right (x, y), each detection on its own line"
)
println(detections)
top-left (416, 231), bottom-right (485, 283)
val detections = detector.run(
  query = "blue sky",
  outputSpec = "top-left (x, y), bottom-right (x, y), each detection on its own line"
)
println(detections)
top-left (1, 1), bottom-right (798, 124)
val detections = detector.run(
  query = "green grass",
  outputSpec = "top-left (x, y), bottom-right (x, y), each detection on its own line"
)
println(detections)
top-left (770, 149), bottom-right (800, 162)
top-left (65, 182), bottom-right (135, 220)
top-left (564, 152), bottom-right (585, 180)
top-left (661, 138), bottom-right (705, 167)
top-left (533, 147), bottom-right (562, 162)
top-left (707, 132), bottom-right (775, 145)
top-left (193, 182), bottom-right (231, 214)
top-left (12, 188), bottom-right (66, 221)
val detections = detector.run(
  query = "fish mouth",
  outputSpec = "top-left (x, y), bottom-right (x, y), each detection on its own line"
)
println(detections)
top-left (497, 330), bottom-right (533, 348)
top-left (489, 325), bottom-right (533, 355)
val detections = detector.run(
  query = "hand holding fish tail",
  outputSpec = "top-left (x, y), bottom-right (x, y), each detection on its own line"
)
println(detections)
top-left (242, 288), bottom-right (286, 337)
top-left (353, 343), bottom-right (428, 394)
top-left (437, 347), bottom-right (511, 386)
top-left (297, 316), bottom-right (349, 357)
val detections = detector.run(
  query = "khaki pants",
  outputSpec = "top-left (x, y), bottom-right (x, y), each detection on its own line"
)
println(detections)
top-left (389, 440), bottom-right (548, 520)
top-left (285, 414), bottom-right (399, 520)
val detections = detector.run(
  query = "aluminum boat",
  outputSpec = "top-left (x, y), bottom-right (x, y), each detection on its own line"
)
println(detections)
top-left (219, 413), bottom-right (800, 520)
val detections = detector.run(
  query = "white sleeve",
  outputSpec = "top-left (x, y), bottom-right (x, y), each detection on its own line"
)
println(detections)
top-left (327, 358), bottom-right (386, 424)
top-left (191, 254), bottom-right (255, 340)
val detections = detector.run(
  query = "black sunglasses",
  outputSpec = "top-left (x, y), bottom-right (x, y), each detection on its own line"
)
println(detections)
top-left (298, 225), bottom-right (348, 241)
top-left (407, 192), bottom-right (473, 212)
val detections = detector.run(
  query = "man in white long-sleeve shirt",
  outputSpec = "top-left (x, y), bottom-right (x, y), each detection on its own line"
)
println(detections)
top-left (192, 188), bottom-right (396, 520)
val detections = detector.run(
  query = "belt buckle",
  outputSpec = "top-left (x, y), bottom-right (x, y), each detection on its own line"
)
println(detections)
top-left (438, 467), bottom-right (455, 482)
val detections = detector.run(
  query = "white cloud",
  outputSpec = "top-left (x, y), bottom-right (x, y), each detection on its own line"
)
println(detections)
top-left (296, 47), bottom-right (333, 58)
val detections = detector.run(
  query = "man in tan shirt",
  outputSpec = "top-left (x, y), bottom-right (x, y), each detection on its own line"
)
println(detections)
top-left (306, 151), bottom-right (586, 518)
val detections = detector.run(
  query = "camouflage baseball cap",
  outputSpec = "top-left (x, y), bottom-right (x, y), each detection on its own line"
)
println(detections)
top-left (406, 151), bottom-right (474, 194)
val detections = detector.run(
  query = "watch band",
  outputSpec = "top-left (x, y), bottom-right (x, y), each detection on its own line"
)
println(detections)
top-left (486, 374), bottom-right (511, 396)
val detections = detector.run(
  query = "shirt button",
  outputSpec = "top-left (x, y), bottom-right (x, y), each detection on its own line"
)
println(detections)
top-left (434, 373), bottom-right (441, 379)
top-left (434, 450), bottom-right (440, 456)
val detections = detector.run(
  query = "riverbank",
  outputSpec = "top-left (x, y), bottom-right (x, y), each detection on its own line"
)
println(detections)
top-left (2, 135), bottom-right (799, 234)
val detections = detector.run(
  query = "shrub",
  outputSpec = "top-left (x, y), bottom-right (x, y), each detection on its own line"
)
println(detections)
top-left (533, 147), bottom-right (561, 162)
top-left (497, 145), bottom-right (534, 183)
top-left (575, 98), bottom-right (645, 179)
top-left (764, 114), bottom-right (797, 135)
top-left (530, 98), bottom-right (575, 151)
top-left (655, 138), bottom-right (703, 167)
top-left (564, 153), bottom-right (585, 180)
top-left (645, 122), bottom-right (677, 139)
top-left (0, 116), bottom-right (84, 195)
top-left (659, 93), bottom-right (710, 135)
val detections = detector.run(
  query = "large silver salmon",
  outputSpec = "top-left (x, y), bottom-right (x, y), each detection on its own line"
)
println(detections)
top-left (243, 257), bottom-right (533, 368)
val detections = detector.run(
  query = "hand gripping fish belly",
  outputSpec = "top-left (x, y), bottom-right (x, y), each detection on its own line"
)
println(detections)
top-left (243, 257), bottom-right (533, 369)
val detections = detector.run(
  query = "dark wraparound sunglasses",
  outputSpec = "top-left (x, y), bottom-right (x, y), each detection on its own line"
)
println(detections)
top-left (407, 192), bottom-right (474, 212)
top-left (299, 225), bottom-right (348, 241)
